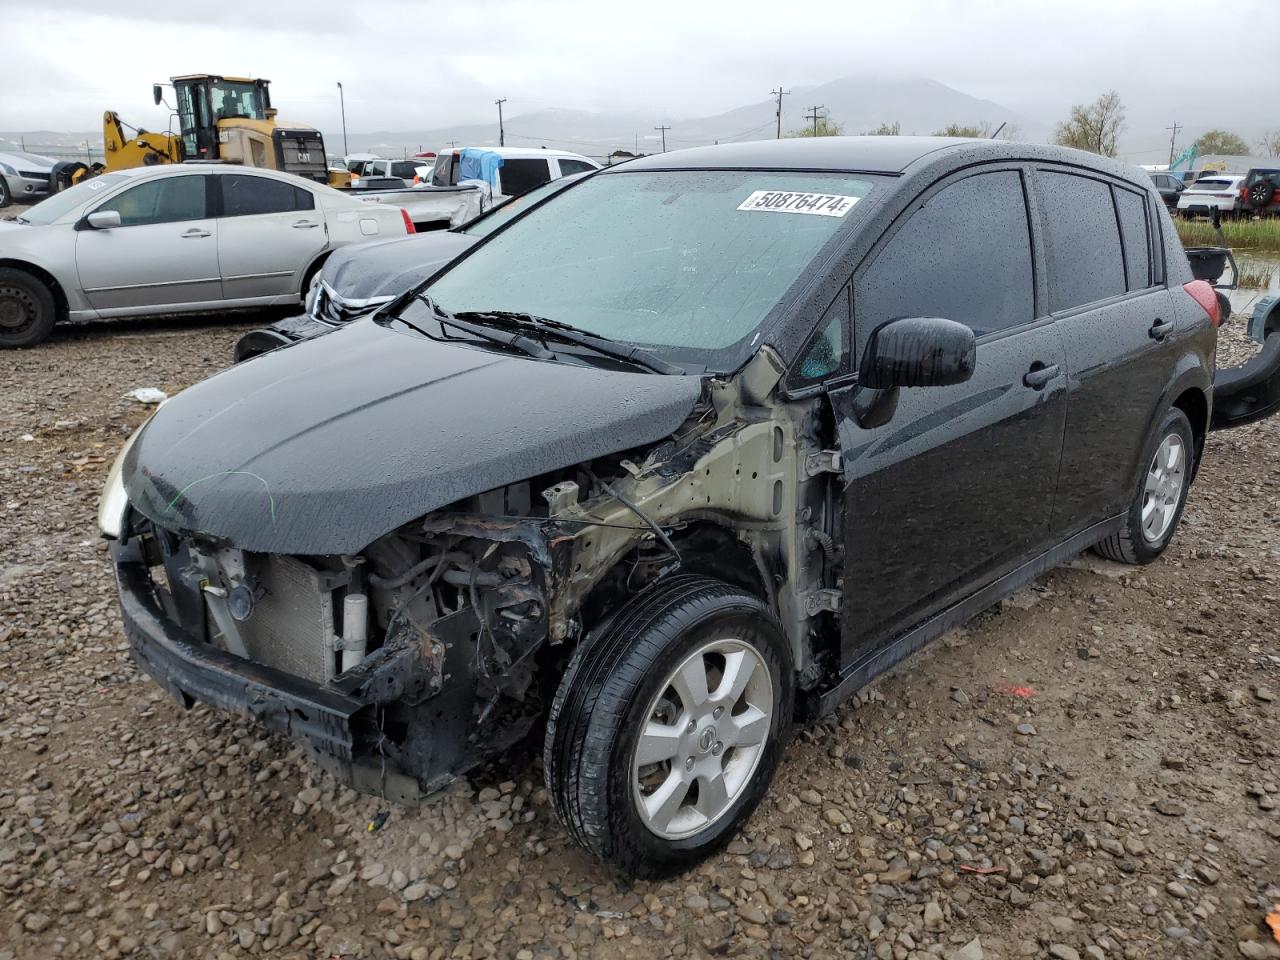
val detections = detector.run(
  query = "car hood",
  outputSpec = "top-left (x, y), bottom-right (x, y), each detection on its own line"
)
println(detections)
top-left (124, 318), bottom-right (703, 555)
top-left (323, 231), bottom-right (476, 300)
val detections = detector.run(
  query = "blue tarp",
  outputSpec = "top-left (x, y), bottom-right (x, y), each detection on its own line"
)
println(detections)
top-left (459, 149), bottom-right (504, 191)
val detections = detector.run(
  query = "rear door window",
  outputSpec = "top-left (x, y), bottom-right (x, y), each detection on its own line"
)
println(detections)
top-left (499, 159), bottom-right (554, 197)
top-left (558, 159), bottom-right (597, 176)
top-left (855, 169), bottom-right (1035, 348)
top-left (1038, 171), bottom-right (1127, 312)
top-left (1112, 186), bottom-right (1152, 291)
top-left (219, 174), bottom-right (315, 216)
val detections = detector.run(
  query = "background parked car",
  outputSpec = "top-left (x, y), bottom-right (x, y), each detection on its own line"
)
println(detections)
top-left (429, 146), bottom-right (600, 196)
top-left (1240, 167), bottom-right (1280, 216)
top-left (0, 150), bottom-right (56, 207)
top-left (1177, 174), bottom-right (1244, 218)
top-left (1148, 170), bottom-right (1186, 211)
top-left (233, 172), bottom-right (591, 360)
top-left (0, 164), bottom-right (413, 347)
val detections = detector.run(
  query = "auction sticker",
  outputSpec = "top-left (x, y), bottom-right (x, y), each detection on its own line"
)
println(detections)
top-left (737, 190), bottom-right (859, 217)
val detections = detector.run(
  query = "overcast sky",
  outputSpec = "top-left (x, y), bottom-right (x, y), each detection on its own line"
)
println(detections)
top-left (3, 0), bottom-right (1275, 157)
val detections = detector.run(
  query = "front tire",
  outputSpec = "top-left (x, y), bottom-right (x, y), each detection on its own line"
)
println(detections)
top-left (0, 177), bottom-right (10, 208)
top-left (545, 575), bottom-right (793, 878)
top-left (1094, 407), bottom-right (1194, 565)
top-left (0, 268), bottom-right (57, 348)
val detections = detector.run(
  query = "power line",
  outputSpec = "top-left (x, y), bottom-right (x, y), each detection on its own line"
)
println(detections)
top-left (805, 105), bottom-right (826, 138)
top-left (654, 124), bottom-right (671, 152)
top-left (770, 86), bottom-right (791, 139)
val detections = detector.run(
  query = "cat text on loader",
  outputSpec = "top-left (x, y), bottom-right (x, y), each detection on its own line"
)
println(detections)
top-left (52, 75), bottom-right (334, 189)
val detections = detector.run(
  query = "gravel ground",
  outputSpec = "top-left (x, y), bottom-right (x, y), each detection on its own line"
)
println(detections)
top-left (1, 314), bottom-right (1278, 960)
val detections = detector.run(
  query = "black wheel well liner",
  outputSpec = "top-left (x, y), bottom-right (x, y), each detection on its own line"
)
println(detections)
top-left (0, 259), bottom-right (67, 319)
top-left (1171, 386), bottom-right (1208, 477)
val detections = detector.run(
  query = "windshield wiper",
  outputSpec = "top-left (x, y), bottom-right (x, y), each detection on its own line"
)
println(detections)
top-left (396, 294), bottom-right (558, 361)
top-left (453, 310), bottom-right (686, 375)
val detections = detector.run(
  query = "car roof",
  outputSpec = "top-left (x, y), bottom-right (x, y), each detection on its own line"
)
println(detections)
top-left (111, 163), bottom-right (314, 186)
top-left (440, 146), bottom-right (598, 162)
top-left (612, 136), bottom-right (1145, 181)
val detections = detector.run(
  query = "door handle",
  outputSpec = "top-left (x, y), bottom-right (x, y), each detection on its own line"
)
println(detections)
top-left (292, 220), bottom-right (320, 229)
top-left (1023, 362), bottom-right (1060, 390)
top-left (1149, 317), bottom-right (1173, 341)
top-left (181, 228), bottom-right (211, 238)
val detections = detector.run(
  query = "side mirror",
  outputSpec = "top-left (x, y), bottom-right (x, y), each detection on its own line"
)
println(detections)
top-left (860, 316), bottom-right (976, 389)
top-left (153, 84), bottom-right (163, 106)
top-left (85, 210), bottom-right (123, 230)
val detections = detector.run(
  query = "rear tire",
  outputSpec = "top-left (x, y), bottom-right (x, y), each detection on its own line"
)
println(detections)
top-left (1094, 407), bottom-right (1194, 565)
top-left (0, 268), bottom-right (57, 348)
top-left (544, 575), bottom-right (793, 878)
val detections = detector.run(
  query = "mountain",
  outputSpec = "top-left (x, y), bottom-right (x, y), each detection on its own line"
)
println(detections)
top-left (3, 75), bottom-right (1035, 164)
top-left (331, 74), bottom-right (1034, 160)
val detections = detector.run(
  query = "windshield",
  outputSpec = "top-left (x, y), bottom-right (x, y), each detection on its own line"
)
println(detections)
top-left (1190, 179), bottom-right (1232, 190)
top-left (418, 170), bottom-right (876, 371)
top-left (18, 174), bottom-right (130, 225)
top-left (461, 174), bottom-right (584, 239)
top-left (211, 81), bottom-right (267, 121)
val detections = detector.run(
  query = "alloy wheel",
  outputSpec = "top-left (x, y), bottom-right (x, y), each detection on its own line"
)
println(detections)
top-left (1141, 432), bottom-right (1186, 543)
top-left (632, 637), bottom-right (774, 840)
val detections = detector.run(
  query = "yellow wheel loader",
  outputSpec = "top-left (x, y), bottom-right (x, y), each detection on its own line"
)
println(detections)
top-left (52, 75), bottom-right (341, 190)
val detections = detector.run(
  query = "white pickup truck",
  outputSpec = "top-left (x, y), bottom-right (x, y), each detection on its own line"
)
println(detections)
top-left (349, 146), bottom-right (600, 231)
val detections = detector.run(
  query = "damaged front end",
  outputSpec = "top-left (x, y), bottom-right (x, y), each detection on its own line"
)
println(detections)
top-left (113, 502), bottom-right (562, 802)
top-left (107, 346), bottom-right (842, 803)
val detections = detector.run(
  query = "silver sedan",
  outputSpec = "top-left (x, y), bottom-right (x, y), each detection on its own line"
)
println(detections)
top-left (0, 150), bottom-right (56, 207)
top-left (0, 164), bottom-right (414, 347)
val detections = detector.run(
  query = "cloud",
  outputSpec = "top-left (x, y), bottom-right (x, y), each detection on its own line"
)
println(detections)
top-left (3, 0), bottom-right (1274, 150)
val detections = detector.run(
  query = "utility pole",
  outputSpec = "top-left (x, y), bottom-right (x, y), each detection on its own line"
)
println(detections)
top-left (654, 124), bottom-right (670, 152)
top-left (771, 86), bottom-right (790, 139)
top-left (495, 98), bottom-right (507, 147)
top-left (1166, 121), bottom-right (1182, 166)
top-left (805, 105), bottom-right (825, 138)
top-left (336, 82), bottom-right (348, 156)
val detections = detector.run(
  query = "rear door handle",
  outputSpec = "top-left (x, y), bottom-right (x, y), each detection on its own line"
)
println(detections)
top-left (1023, 362), bottom-right (1060, 390)
top-left (181, 228), bottom-right (211, 238)
top-left (1149, 317), bottom-right (1173, 341)
top-left (292, 220), bottom-right (320, 229)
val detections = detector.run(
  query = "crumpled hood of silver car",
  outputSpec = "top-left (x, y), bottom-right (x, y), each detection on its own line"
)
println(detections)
top-left (122, 318), bottom-right (703, 555)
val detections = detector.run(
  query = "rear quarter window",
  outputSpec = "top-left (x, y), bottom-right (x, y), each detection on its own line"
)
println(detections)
top-left (1038, 171), bottom-right (1127, 312)
top-left (1112, 186), bottom-right (1152, 291)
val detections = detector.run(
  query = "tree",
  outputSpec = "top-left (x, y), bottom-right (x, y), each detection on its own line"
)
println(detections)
top-left (1259, 130), bottom-right (1280, 157)
top-left (1053, 91), bottom-right (1126, 157)
top-left (863, 121), bottom-right (900, 136)
top-left (789, 117), bottom-right (844, 138)
top-left (931, 120), bottom-right (1020, 140)
top-left (935, 122), bottom-right (986, 138)
top-left (1195, 129), bottom-right (1250, 156)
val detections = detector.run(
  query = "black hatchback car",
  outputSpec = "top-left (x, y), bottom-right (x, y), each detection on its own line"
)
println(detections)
top-left (102, 137), bottom-right (1249, 878)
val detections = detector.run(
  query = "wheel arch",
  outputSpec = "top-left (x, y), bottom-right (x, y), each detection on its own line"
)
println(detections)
top-left (0, 258), bottom-right (68, 320)
top-left (568, 519), bottom-right (774, 654)
top-left (1171, 385), bottom-right (1208, 479)
top-left (299, 250), bottom-right (331, 299)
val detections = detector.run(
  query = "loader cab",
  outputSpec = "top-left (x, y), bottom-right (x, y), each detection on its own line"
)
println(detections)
top-left (167, 75), bottom-right (272, 162)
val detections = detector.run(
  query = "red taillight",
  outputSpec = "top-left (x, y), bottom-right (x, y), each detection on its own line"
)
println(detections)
top-left (401, 208), bottom-right (416, 234)
top-left (1183, 279), bottom-right (1220, 326)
